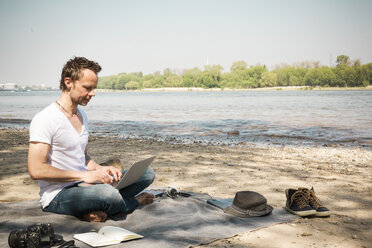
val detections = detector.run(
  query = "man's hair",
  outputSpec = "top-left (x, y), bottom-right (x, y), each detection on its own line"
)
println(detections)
top-left (60, 56), bottom-right (102, 91)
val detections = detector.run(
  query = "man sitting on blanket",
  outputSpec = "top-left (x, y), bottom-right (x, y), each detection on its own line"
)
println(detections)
top-left (28, 56), bottom-right (155, 222)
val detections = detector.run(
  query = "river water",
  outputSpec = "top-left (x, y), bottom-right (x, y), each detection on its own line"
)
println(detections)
top-left (1, 90), bottom-right (371, 149)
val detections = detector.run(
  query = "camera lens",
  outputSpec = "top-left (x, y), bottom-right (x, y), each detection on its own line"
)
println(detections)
top-left (166, 187), bottom-right (178, 198)
top-left (8, 230), bottom-right (27, 248)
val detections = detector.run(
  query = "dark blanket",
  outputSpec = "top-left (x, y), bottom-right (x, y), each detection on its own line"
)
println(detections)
top-left (0, 193), bottom-right (296, 247)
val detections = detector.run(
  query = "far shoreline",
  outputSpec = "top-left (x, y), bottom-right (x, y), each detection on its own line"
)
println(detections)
top-left (1, 86), bottom-right (371, 93)
top-left (96, 85), bottom-right (372, 92)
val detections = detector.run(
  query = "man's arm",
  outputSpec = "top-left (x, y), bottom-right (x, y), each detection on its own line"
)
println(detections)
top-left (28, 142), bottom-right (113, 184)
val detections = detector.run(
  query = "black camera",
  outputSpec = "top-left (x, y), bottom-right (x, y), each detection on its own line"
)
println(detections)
top-left (8, 223), bottom-right (54, 248)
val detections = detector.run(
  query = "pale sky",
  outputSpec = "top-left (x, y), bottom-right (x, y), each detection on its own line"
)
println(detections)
top-left (0, 0), bottom-right (371, 86)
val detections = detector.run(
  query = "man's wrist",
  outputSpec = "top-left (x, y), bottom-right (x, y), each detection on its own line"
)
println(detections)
top-left (87, 159), bottom-right (102, 171)
top-left (85, 153), bottom-right (91, 164)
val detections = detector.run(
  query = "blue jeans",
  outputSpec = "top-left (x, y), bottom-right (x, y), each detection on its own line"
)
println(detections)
top-left (45, 167), bottom-right (155, 217)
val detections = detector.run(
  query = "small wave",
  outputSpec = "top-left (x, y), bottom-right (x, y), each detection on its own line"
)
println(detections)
top-left (2, 118), bottom-right (371, 150)
top-left (88, 119), bottom-right (372, 150)
top-left (0, 118), bottom-right (30, 124)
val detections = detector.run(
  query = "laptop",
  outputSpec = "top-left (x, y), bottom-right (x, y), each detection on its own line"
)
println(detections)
top-left (112, 156), bottom-right (155, 190)
top-left (79, 156), bottom-right (155, 189)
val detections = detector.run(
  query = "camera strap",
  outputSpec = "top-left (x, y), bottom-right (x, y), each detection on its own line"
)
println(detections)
top-left (53, 234), bottom-right (78, 248)
top-left (57, 240), bottom-right (77, 248)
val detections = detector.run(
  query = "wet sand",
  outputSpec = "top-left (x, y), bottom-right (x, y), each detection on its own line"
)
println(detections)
top-left (0, 129), bottom-right (371, 247)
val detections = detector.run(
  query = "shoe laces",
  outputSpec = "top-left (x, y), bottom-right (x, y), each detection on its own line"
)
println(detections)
top-left (306, 189), bottom-right (323, 208)
top-left (290, 190), bottom-right (309, 209)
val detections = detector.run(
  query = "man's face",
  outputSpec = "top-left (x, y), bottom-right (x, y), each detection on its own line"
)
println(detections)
top-left (70, 69), bottom-right (98, 106)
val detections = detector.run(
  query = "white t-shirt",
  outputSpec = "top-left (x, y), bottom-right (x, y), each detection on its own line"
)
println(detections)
top-left (29, 103), bottom-right (89, 208)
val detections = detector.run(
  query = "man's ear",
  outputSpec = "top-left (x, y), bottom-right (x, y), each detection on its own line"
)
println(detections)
top-left (64, 77), bottom-right (73, 90)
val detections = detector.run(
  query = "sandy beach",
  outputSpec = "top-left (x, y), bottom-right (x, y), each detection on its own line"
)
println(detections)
top-left (0, 128), bottom-right (371, 247)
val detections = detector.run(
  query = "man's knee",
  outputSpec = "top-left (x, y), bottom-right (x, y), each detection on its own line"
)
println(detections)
top-left (48, 184), bottom-right (125, 217)
top-left (141, 166), bottom-right (155, 185)
top-left (94, 184), bottom-right (123, 203)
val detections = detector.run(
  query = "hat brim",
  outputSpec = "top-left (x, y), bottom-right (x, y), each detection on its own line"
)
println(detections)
top-left (224, 204), bottom-right (273, 218)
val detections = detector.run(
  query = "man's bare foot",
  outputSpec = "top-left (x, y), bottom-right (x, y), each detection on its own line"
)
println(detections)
top-left (135, 192), bottom-right (155, 206)
top-left (82, 211), bottom-right (108, 222)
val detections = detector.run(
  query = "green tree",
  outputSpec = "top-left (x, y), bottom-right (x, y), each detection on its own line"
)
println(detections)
top-left (304, 67), bottom-right (340, 87)
top-left (164, 74), bottom-right (182, 87)
top-left (182, 67), bottom-right (201, 87)
top-left (162, 68), bottom-right (183, 87)
top-left (230, 61), bottom-right (248, 72)
top-left (227, 61), bottom-right (249, 88)
top-left (142, 80), bottom-right (152, 89)
top-left (224, 62), bottom-right (266, 88)
top-left (304, 69), bottom-right (321, 87)
top-left (274, 67), bottom-right (307, 86)
top-left (335, 65), bottom-right (362, 87)
top-left (246, 66), bottom-right (266, 88)
top-left (125, 81), bottom-right (140, 90)
top-left (319, 67), bottom-right (337, 87)
top-left (289, 75), bottom-right (301, 86)
top-left (336, 55), bottom-right (350, 67)
top-left (163, 68), bottom-right (172, 78)
top-left (151, 74), bottom-right (165, 88)
top-left (98, 75), bottom-right (116, 89)
top-left (115, 74), bottom-right (130, 89)
top-left (360, 63), bottom-right (372, 86)
top-left (197, 65), bottom-right (223, 88)
top-left (259, 71), bottom-right (277, 87)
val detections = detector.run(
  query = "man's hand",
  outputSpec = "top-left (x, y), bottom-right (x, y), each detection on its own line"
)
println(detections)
top-left (82, 167), bottom-right (113, 184)
top-left (85, 155), bottom-right (122, 183)
top-left (82, 166), bottom-right (122, 184)
top-left (102, 166), bottom-right (122, 182)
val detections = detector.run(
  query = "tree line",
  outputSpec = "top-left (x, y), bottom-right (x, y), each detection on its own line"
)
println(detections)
top-left (98, 55), bottom-right (372, 90)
